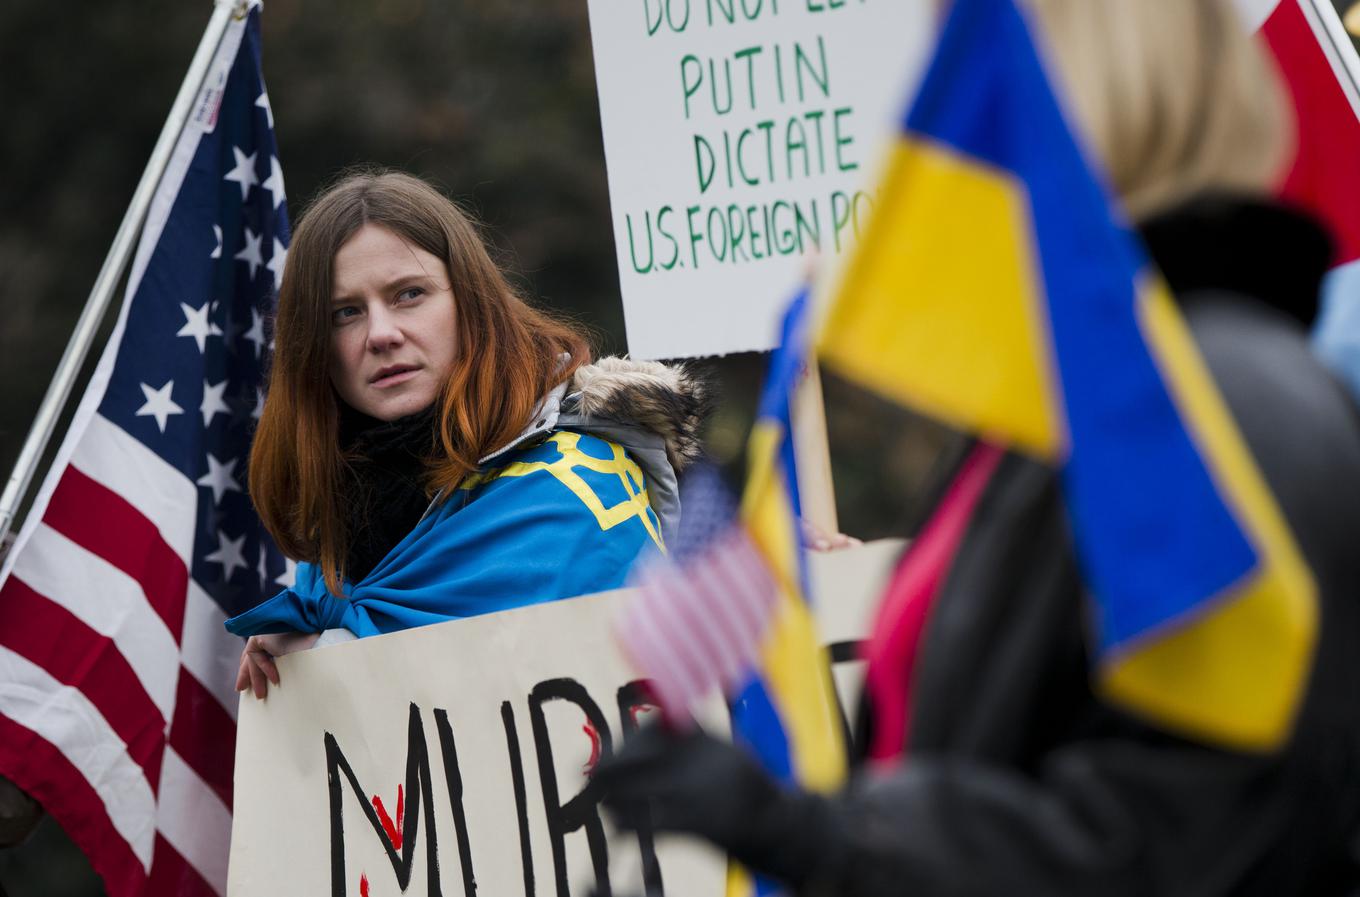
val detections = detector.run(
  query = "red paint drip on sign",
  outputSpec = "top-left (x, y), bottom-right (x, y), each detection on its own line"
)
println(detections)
top-left (582, 722), bottom-right (602, 775)
top-left (360, 873), bottom-right (370, 897)
top-left (371, 785), bottom-right (404, 851)
top-left (629, 703), bottom-right (658, 728)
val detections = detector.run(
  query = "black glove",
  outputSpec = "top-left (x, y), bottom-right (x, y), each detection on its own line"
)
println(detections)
top-left (0, 776), bottom-right (41, 847)
top-left (588, 725), bottom-right (840, 889)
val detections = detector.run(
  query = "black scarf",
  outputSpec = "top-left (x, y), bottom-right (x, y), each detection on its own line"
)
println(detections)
top-left (339, 405), bottom-right (440, 583)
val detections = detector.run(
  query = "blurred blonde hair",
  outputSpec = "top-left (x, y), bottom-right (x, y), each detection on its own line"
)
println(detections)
top-left (1023, 0), bottom-right (1295, 219)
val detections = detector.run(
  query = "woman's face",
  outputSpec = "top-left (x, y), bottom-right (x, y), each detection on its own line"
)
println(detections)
top-left (328, 223), bottom-right (458, 421)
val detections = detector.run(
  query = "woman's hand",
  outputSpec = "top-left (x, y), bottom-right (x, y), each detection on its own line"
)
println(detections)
top-left (800, 518), bottom-right (862, 553)
top-left (235, 632), bottom-right (321, 699)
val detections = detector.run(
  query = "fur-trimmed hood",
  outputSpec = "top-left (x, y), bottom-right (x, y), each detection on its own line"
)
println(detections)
top-left (479, 356), bottom-right (713, 545)
top-left (565, 357), bottom-right (711, 473)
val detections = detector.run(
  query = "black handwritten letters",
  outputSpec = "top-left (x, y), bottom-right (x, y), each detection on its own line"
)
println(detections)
top-left (325, 683), bottom-right (652, 897)
top-left (323, 644), bottom-right (863, 896)
top-left (527, 679), bottom-right (615, 897)
top-left (326, 705), bottom-right (443, 897)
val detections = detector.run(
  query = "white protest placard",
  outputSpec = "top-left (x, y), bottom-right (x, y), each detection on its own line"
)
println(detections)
top-left (586, 0), bottom-right (935, 359)
top-left (226, 539), bottom-right (902, 896)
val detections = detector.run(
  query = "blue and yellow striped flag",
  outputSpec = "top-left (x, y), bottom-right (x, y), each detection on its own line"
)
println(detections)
top-left (729, 288), bottom-right (845, 896)
top-left (819, 0), bottom-right (1316, 751)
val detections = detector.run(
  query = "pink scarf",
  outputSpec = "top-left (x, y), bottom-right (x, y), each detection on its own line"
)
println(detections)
top-left (861, 442), bottom-right (1004, 765)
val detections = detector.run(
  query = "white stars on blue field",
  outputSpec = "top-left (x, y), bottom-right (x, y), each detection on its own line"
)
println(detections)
top-left (135, 380), bottom-right (184, 433)
top-left (96, 36), bottom-right (293, 617)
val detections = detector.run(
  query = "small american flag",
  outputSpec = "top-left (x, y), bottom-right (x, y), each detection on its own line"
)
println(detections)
top-left (616, 465), bottom-right (779, 724)
top-left (0, 5), bottom-right (289, 894)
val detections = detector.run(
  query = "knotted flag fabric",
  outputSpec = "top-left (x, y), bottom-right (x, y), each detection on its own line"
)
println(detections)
top-left (819, 0), bottom-right (1316, 751)
top-left (227, 429), bottom-right (668, 638)
top-left (0, 5), bottom-right (290, 894)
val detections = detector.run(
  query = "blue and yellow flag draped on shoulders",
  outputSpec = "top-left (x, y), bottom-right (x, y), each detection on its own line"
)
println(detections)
top-left (819, 0), bottom-right (1316, 750)
top-left (225, 430), bottom-right (663, 637)
top-left (729, 289), bottom-right (846, 897)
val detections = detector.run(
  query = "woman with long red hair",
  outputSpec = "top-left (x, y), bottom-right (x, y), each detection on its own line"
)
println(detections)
top-left (226, 171), bottom-right (707, 696)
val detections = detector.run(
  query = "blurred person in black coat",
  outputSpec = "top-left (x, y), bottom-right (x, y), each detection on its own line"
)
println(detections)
top-left (590, 1), bottom-right (1360, 894)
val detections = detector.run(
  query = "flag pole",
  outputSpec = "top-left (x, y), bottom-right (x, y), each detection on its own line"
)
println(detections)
top-left (793, 260), bottom-right (841, 537)
top-left (793, 361), bottom-right (839, 534)
top-left (1304, 0), bottom-right (1360, 112)
top-left (0, 0), bottom-right (245, 544)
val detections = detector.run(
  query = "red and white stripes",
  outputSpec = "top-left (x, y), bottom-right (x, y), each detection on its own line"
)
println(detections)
top-left (616, 528), bottom-right (778, 724)
top-left (0, 413), bottom-right (243, 896)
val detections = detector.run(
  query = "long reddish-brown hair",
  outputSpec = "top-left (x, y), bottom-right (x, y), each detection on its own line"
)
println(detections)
top-left (250, 171), bottom-right (590, 595)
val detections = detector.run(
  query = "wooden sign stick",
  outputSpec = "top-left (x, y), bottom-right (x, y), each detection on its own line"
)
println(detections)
top-left (793, 358), bottom-right (839, 536)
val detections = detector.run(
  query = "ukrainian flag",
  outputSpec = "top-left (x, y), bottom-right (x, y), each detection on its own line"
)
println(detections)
top-left (730, 289), bottom-right (845, 896)
top-left (819, 0), bottom-right (1316, 751)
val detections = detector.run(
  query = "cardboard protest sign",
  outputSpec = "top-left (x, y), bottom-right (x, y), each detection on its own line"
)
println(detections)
top-left (226, 539), bottom-right (902, 896)
top-left (585, 0), bottom-right (935, 359)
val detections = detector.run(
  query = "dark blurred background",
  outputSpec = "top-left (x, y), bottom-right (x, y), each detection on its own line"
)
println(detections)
top-left (9, 0), bottom-right (1355, 892)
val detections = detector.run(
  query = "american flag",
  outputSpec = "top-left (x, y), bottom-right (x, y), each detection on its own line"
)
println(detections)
top-left (1247, 0), bottom-right (1360, 394)
top-left (617, 465), bottom-right (779, 724)
top-left (0, 6), bottom-right (289, 895)
top-left (1248, 0), bottom-right (1360, 276)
